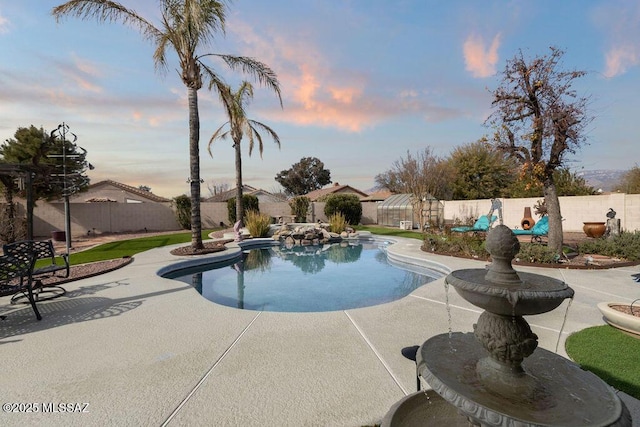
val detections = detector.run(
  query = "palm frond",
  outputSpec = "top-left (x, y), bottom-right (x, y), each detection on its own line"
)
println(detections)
top-left (207, 125), bottom-right (230, 156)
top-left (52, 0), bottom-right (162, 41)
top-left (202, 54), bottom-right (282, 107)
top-left (249, 120), bottom-right (281, 149)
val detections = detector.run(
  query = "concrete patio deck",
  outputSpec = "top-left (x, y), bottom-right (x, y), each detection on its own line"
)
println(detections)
top-left (1, 236), bottom-right (639, 426)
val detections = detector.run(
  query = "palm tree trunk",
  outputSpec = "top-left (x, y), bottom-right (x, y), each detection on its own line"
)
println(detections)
top-left (188, 87), bottom-right (203, 249)
top-left (543, 178), bottom-right (563, 254)
top-left (234, 140), bottom-right (244, 226)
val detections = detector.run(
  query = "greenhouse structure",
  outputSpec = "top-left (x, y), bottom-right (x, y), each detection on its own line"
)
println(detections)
top-left (376, 193), bottom-right (443, 229)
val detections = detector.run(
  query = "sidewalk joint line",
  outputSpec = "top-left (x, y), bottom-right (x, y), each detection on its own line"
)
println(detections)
top-left (161, 311), bottom-right (263, 426)
top-left (344, 311), bottom-right (409, 396)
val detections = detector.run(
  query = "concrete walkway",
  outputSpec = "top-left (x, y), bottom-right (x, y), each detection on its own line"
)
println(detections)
top-left (1, 236), bottom-right (639, 426)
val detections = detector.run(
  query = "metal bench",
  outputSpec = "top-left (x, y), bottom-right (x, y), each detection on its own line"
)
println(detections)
top-left (0, 252), bottom-right (42, 321)
top-left (2, 240), bottom-right (67, 303)
top-left (3, 240), bottom-right (70, 279)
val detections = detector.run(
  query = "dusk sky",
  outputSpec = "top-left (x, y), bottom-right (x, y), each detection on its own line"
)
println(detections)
top-left (1, 0), bottom-right (639, 198)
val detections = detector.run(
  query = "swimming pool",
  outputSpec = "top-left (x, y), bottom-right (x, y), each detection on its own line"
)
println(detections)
top-left (164, 240), bottom-right (442, 312)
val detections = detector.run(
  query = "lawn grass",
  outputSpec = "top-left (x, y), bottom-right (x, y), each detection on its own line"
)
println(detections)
top-left (41, 229), bottom-right (216, 267)
top-left (355, 225), bottom-right (423, 240)
top-left (565, 325), bottom-right (640, 399)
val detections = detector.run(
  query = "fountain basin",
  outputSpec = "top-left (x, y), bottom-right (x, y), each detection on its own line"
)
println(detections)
top-left (380, 389), bottom-right (469, 427)
top-left (446, 269), bottom-right (575, 316)
top-left (417, 333), bottom-right (631, 426)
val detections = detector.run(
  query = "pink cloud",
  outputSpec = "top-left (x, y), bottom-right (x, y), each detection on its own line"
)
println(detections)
top-left (227, 20), bottom-right (381, 132)
top-left (463, 33), bottom-right (501, 78)
top-left (592, 1), bottom-right (640, 77)
top-left (604, 45), bottom-right (639, 77)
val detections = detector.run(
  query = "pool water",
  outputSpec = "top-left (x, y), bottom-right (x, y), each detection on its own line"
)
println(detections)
top-left (165, 241), bottom-right (441, 312)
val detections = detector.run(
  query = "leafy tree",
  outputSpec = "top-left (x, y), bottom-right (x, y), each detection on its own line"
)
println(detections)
top-left (289, 196), bottom-right (310, 222)
top-left (275, 157), bottom-right (331, 196)
top-left (227, 194), bottom-right (259, 223)
top-left (0, 125), bottom-right (90, 200)
top-left (507, 168), bottom-right (596, 198)
top-left (173, 194), bottom-right (191, 230)
top-left (447, 139), bottom-right (517, 200)
top-left (323, 194), bottom-right (362, 225)
top-left (208, 81), bottom-right (280, 225)
top-left (487, 47), bottom-right (591, 254)
top-left (615, 165), bottom-right (640, 194)
top-left (552, 169), bottom-right (596, 196)
top-left (53, 0), bottom-right (281, 250)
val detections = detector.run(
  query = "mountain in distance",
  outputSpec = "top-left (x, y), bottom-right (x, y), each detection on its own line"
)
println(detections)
top-left (577, 169), bottom-right (625, 192)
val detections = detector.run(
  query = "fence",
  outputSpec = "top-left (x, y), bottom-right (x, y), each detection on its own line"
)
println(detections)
top-left (443, 193), bottom-right (640, 233)
top-left (10, 200), bottom-right (379, 238)
top-left (8, 192), bottom-right (640, 238)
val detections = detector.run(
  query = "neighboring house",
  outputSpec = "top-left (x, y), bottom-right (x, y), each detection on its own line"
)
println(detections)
top-left (304, 183), bottom-right (369, 202)
top-left (361, 189), bottom-right (395, 202)
top-left (204, 185), bottom-right (285, 203)
top-left (71, 180), bottom-right (171, 204)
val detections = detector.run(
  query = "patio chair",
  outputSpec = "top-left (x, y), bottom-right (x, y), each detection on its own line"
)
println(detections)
top-left (512, 216), bottom-right (549, 243)
top-left (0, 253), bottom-right (42, 321)
top-left (451, 215), bottom-right (497, 234)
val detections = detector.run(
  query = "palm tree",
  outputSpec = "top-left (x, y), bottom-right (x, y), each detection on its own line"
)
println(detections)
top-left (208, 81), bottom-right (280, 224)
top-left (52, 0), bottom-right (281, 249)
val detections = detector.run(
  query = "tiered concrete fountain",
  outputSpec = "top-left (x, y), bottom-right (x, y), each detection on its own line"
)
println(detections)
top-left (383, 225), bottom-right (632, 426)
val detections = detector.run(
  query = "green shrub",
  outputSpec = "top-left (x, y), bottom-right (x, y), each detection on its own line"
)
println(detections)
top-left (172, 195), bottom-right (191, 230)
top-left (289, 196), bottom-right (310, 222)
top-left (227, 195), bottom-right (259, 223)
top-left (423, 232), bottom-right (489, 259)
top-left (577, 231), bottom-right (640, 261)
top-left (244, 210), bottom-right (272, 238)
top-left (515, 243), bottom-right (559, 263)
top-left (323, 194), bottom-right (362, 225)
top-left (329, 212), bottom-right (347, 234)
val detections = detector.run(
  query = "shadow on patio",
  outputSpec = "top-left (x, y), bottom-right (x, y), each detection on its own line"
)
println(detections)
top-left (0, 280), bottom-right (192, 341)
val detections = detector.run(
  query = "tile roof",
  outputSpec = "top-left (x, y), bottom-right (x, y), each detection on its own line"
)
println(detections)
top-left (303, 183), bottom-right (369, 201)
top-left (87, 180), bottom-right (171, 202)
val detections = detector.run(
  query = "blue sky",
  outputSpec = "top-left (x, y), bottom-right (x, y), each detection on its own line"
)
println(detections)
top-left (1, 0), bottom-right (638, 198)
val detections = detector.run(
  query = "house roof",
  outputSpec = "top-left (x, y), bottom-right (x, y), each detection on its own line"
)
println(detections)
top-left (86, 180), bottom-right (171, 203)
top-left (361, 189), bottom-right (395, 202)
top-left (304, 183), bottom-right (369, 202)
top-left (204, 185), bottom-right (266, 202)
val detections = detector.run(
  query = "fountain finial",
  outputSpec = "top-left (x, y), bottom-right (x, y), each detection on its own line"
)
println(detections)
top-left (484, 225), bottom-right (522, 285)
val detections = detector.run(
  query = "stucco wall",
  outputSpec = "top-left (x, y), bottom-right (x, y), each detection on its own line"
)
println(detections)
top-left (443, 193), bottom-right (640, 232)
top-left (31, 202), bottom-right (180, 237)
top-left (14, 193), bottom-right (639, 238)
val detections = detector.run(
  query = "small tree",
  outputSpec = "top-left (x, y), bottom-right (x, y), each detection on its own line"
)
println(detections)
top-left (173, 195), bottom-right (191, 230)
top-left (323, 194), bottom-right (362, 225)
top-left (289, 196), bottom-right (310, 222)
top-left (448, 139), bottom-right (517, 200)
top-left (0, 125), bottom-right (91, 201)
top-left (487, 47), bottom-right (591, 254)
top-left (275, 157), bottom-right (331, 196)
top-left (228, 194), bottom-right (259, 223)
top-left (615, 165), bottom-right (640, 194)
top-left (375, 147), bottom-right (452, 229)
